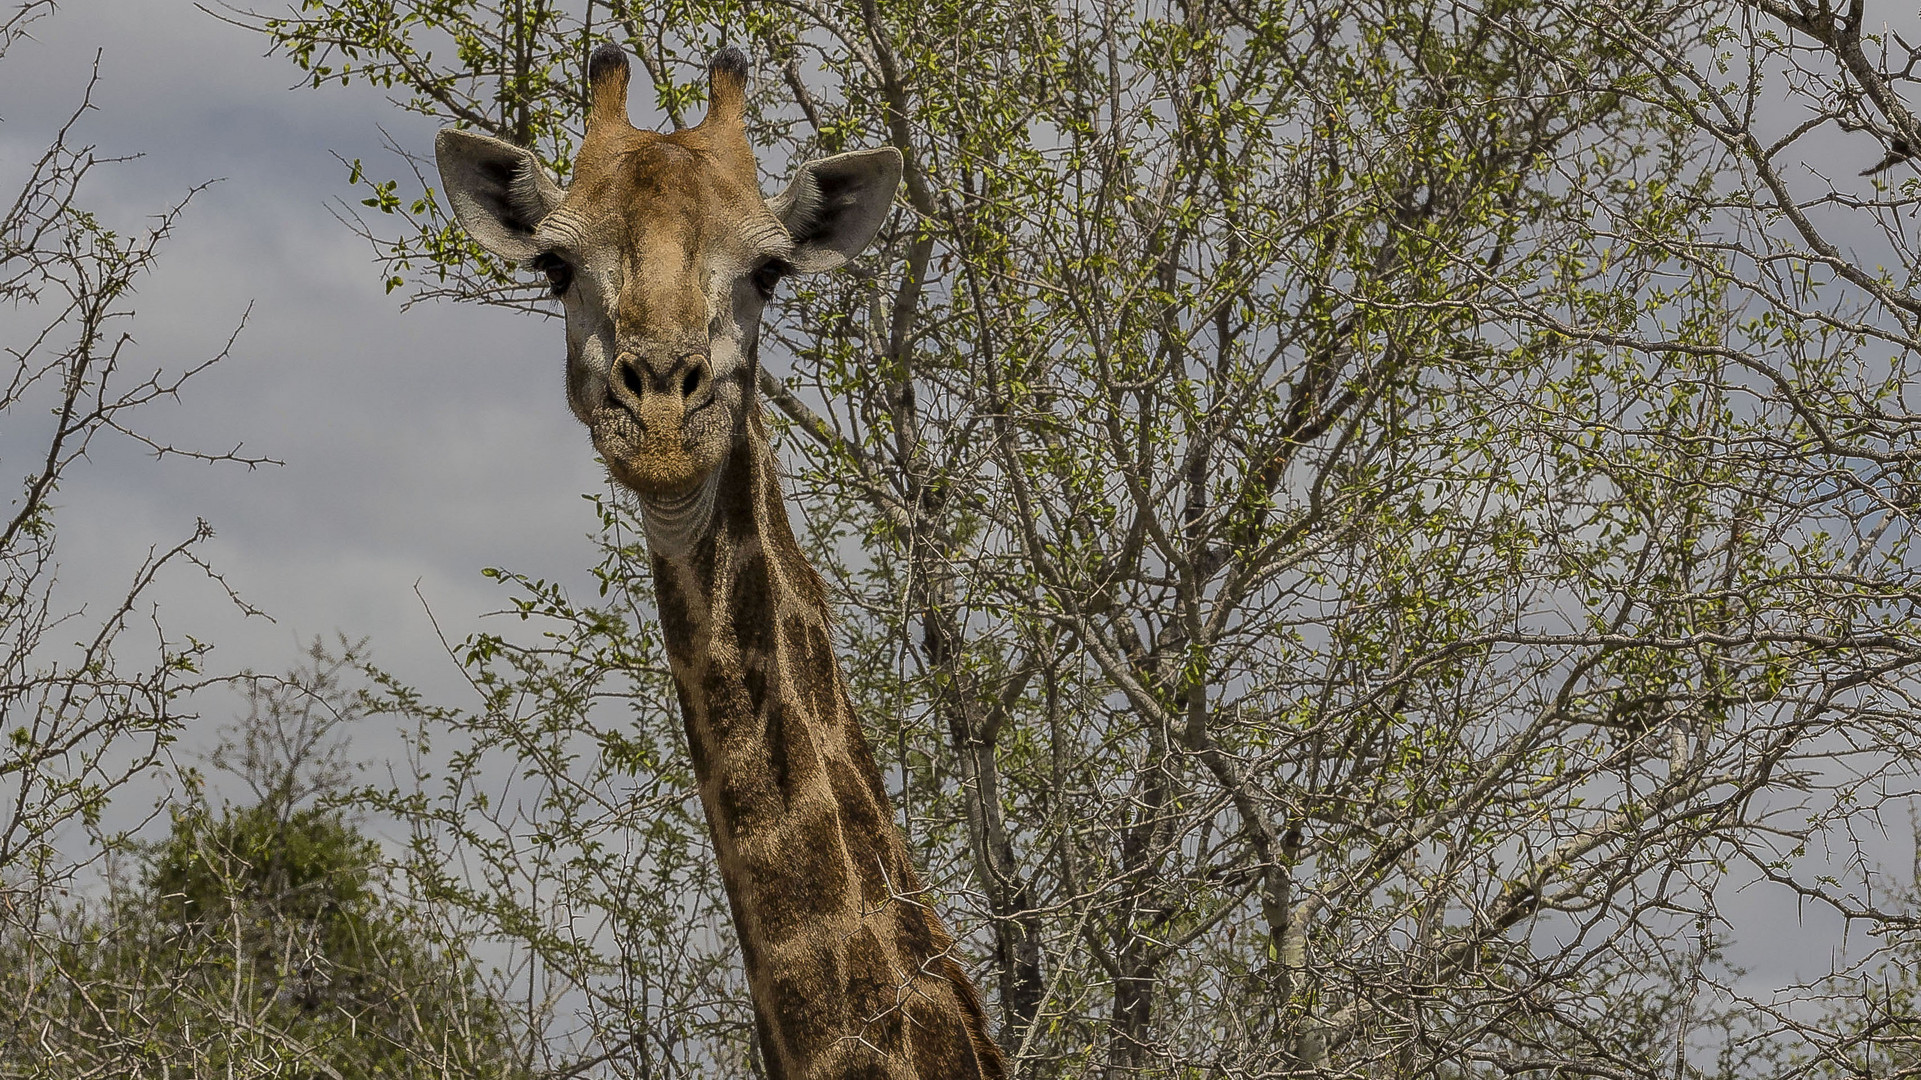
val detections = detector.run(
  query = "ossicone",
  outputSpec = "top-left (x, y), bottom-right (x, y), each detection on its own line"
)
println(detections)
top-left (587, 41), bottom-right (631, 132)
top-left (700, 46), bottom-right (748, 130)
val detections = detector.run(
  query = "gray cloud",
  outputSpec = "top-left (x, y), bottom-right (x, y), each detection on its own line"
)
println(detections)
top-left (0, 1), bottom-right (612, 745)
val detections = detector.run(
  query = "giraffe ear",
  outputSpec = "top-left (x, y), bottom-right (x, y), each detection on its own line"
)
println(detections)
top-left (769, 148), bottom-right (902, 273)
top-left (435, 128), bottom-right (566, 261)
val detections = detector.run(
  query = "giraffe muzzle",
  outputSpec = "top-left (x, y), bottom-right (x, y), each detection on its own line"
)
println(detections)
top-left (596, 348), bottom-right (722, 497)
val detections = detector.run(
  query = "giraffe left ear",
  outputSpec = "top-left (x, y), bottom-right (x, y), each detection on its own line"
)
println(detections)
top-left (769, 148), bottom-right (902, 273)
top-left (435, 128), bottom-right (566, 262)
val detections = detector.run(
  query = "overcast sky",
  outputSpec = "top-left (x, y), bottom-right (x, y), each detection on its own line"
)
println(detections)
top-left (3, 0), bottom-right (1910, 1000)
top-left (1, 0), bottom-right (609, 710)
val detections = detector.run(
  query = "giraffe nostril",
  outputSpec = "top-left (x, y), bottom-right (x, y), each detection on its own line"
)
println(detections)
top-left (619, 357), bottom-right (646, 401)
top-left (681, 365), bottom-right (702, 398)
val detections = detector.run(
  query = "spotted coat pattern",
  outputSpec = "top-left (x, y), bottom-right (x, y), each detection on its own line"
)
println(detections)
top-left (650, 405), bottom-right (1004, 1079)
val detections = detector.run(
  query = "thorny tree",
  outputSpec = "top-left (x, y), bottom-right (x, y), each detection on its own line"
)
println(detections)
top-left (0, 0), bottom-right (270, 915)
top-left (0, 0), bottom-right (280, 1066)
top-left (230, 0), bottom-right (1921, 1075)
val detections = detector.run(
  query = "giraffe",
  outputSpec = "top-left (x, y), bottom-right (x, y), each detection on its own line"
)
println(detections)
top-left (434, 44), bottom-right (1007, 1080)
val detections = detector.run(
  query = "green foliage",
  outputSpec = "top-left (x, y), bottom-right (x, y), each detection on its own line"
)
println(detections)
top-left (0, 648), bottom-right (531, 1079)
top-left (147, 802), bottom-right (387, 1005)
top-left (1, 801), bottom-right (528, 1079)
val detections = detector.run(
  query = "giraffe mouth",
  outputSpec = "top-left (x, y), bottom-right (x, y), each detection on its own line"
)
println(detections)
top-left (592, 403), bottom-right (712, 498)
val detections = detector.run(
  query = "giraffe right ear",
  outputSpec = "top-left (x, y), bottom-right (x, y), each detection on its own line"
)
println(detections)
top-left (770, 148), bottom-right (902, 273)
top-left (434, 129), bottom-right (565, 261)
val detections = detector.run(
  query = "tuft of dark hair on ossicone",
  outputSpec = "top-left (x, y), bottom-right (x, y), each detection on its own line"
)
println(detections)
top-left (586, 41), bottom-right (632, 131)
top-left (588, 41), bottom-right (628, 83)
top-left (710, 46), bottom-right (748, 81)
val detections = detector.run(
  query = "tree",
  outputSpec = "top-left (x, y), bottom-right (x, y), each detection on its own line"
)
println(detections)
top-left (1, 0), bottom-right (263, 997)
top-left (0, 642), bottom-right (532, 1078)
top-left (229, 0), bottom-right (1921, 1076)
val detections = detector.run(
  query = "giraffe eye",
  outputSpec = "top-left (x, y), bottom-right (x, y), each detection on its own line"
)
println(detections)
top-left (531, 251), bottom-right (574, 296)
top-left (751, 259), bottom-right (788, 298)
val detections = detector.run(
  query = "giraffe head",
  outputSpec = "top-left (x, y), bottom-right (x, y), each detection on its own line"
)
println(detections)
top-left (435, 45), bottom-right (900, 508)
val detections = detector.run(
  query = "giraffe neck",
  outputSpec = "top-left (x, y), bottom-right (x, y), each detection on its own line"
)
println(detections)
top-left (643, 411), bottom-right (1006, 1080)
